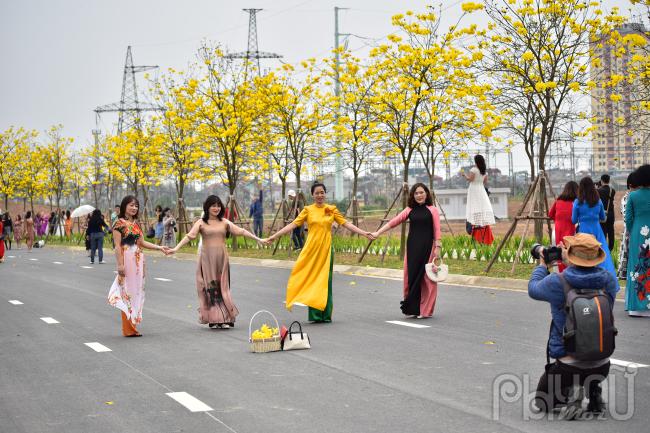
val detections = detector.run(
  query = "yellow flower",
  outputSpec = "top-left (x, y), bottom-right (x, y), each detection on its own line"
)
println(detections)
top-left (461, 2), bottom-right (485, 13)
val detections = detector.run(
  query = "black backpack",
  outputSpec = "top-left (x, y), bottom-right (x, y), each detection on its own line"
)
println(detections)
top-left (558, 274), bottom-right (617, 361)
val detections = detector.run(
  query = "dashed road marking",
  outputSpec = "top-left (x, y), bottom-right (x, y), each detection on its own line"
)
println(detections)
top-left (80, 266), bottom-right (93, 269)
top-left (40, 317), bottom-right (60, 324)
top-left (29, 258), bottom-right (38, 261)
top-left (8, 300), bottom-right (23, 305)
top-left (154, 277), bottom-right (172, 282)
top-left (53, 261), bottom-right (63, 265)
top-left (610, 358), bottom-right (649, 368)
top-left (84, 342), bottom-right (112, 352)
top-left (166, 392), bottom-right (213, 412)
top-left (386, 320), bottom-right (430, 329)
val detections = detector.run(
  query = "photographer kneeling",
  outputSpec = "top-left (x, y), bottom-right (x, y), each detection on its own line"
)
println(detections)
top-left (528, 233), bottom-right (617, 417)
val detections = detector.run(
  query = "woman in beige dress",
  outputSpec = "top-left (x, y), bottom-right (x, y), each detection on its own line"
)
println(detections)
top-left (169, 195), bottom-right (262, 328)
top-left (24, 211), bottom-right (35, 252)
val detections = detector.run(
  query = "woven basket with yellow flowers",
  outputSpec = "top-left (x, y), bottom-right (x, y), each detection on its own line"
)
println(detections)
top-left (248, 310), bottom-right (281, 353)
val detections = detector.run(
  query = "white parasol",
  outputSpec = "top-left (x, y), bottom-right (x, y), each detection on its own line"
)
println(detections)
top-left (70, 204), bottom-right (95, 218)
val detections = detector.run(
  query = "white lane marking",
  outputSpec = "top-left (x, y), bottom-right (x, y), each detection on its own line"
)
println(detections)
top-left (84, 342), bottom-right (112, 352)
top-left (7, 255), bottom-right (16, 258)
top-left (166, 392), bottom-right (213, 412)
top-left (610, 358), bottom-right (649, 368)
top-left (29, 258), bottom-right (38, 261)
top-left (154, 277), bottom-right (172, 282)
top-left (8, 300), bottom-right (24, 305)
top-left (81, 266), bottom-right (93, 269)
top-left (40, 317), bottom-right (60, 324)
top-left (386, 320), bottom-right (430, 329)
top-left (53, 261), bottom-right (63, 265)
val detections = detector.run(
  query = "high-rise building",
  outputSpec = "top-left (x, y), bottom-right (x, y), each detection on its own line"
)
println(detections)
top-left (591, 22), bottom-right (649, 172)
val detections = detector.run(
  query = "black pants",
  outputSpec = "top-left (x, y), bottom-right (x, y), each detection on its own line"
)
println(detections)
top-left (600, 221), bottom-right (615, 252)
top-left (535, 360), bottom-right (610, 412)
top-left (291, 226), bottom-right (304, 250)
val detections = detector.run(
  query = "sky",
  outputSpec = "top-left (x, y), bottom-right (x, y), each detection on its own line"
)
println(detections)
top-left (0, 0), bottom-right (633, 175)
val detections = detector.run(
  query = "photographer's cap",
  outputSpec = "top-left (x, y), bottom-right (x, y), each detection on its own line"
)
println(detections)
top-left (563, 233), bottom-right (606, 267)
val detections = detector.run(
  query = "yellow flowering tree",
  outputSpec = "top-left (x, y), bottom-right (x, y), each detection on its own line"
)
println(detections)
top-left (0, 126), bottom-right (36, 210)
top-left (260, 62), bottom-right (332, 191)
top-left (325, 50), bottom-right (380, 225)
top-left (42, 124), bottom-right (74, 211)
top-left (601, 2), bottom-right (650, 166)
top-left (18, 144), bottom-right (49, 213)
top-left (482, 0), bottom-right (625, 177)
top-left (368, 7), bottom-right (497, 257)
top-left (152, 71), bottom-right (210, 233)
top-left (106, 124), bottom-right (164, 223)
top-left (191, 44), bottom-right (269, 200)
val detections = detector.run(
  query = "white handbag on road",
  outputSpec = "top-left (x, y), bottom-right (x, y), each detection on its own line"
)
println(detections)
top-left (425, 257), bottom-right (448, 282)
top-left (282, 321), bottom-right (311, 350)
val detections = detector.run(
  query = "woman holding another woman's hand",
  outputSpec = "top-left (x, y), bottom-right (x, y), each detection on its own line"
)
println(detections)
top-left (264, 182), bottom-right (371, 323)
top-left (371, 183), bottom-right (442, 318)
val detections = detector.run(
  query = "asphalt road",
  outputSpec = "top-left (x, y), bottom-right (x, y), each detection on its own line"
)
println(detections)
top-left (1, 246), bottom-right (648, 433)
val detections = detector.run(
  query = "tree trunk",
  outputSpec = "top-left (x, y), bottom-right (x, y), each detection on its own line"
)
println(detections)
top-left (177, 179), bottom-right (187, 236)
top-left (280, 179), bottom-right (287, 220)
top-left (229, 195), bottom-right (238, 251)
top-left (4, 193), bottom-right (8, 211)
top-left (352, 172), bottom-right (359, 227)
top-left (140, 185), bottom-right (150, 227)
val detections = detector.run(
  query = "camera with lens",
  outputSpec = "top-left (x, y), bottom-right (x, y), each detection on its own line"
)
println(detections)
top-left (530, 243), bottom-right (563, 264)
top-left (170, 220), bottom-right (176, 227)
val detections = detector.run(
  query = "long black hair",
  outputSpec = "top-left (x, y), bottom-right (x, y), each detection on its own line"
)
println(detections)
top-left (118, 195), bottom-right (140, 219)
top-left (637, 164), bottom-right (650, 187)
top-left (407, 183), bottom-right (433, 208)
top-left (310, 182), bottom-right (327, 195)
top-left (202, 195), bottom-right (225, 222)
top-left (25, 211), bottom-right (32, 219)
top-left (474, 154), bottom-right (487, 175)
top-left (577, 177), bottom-right (600, 207)
top-left (557, 181), bottom-right (578, 201)
top-left (89, 209), bottom-right (103, 226)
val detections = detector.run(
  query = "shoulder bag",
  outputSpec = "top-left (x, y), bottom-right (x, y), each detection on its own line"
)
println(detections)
top-left (425, 257), bottom-right (448, 282)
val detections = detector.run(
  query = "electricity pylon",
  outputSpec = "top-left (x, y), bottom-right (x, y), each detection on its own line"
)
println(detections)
top-left (94, 46), bottom-right (163, 133)
top-left (225, 8), bottom-right (282, 76)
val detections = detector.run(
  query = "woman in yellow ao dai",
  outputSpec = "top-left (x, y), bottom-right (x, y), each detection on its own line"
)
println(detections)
top-left (266, 183), bottom-right (371, 322)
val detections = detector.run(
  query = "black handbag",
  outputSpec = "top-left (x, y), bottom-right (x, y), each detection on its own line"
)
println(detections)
top-left (465, 221), bottom-right (473, 235)
top-left (146, 227), bottom-right (155, 238)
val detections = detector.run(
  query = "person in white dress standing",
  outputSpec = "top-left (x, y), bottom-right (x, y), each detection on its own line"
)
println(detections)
top-left (463, 154), bottom-right (495, 244)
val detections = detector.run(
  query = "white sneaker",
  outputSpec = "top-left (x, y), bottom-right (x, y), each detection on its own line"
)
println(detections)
top-left (99, 261), bottom-right (106, 264)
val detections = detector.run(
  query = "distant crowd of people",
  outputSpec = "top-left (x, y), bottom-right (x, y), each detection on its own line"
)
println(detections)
top-left (548, 165), bottom-right (650, 316)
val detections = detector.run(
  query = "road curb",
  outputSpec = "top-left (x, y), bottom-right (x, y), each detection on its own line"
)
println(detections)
top-left (47, 244), bottom-right (626, 298)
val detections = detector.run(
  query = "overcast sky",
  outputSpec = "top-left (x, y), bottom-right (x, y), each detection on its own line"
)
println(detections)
top-left (0, 0), bottom-right (632, 173)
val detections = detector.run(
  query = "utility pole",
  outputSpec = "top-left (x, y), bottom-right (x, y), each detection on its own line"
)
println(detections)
top-left (334, 6), bottom-right (350, 201)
